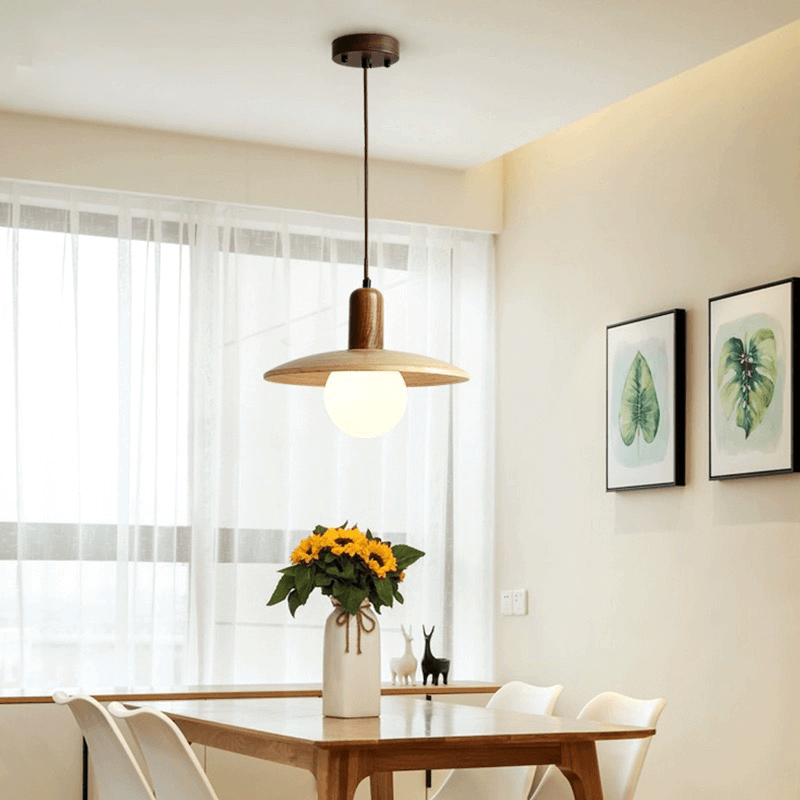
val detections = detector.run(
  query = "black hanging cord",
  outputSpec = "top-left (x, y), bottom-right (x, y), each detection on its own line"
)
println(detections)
top-left (362, 62), bottom-right (371, 288)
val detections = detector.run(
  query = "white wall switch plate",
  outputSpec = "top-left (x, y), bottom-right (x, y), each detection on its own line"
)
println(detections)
top-left (512, 589), bottom-right (528, 616)
top-left (500, 590), bottom-right (513, 615)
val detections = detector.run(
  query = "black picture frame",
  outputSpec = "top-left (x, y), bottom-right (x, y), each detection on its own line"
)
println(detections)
top-left (709, 277), bottom-right (798, 480)
top-left (606, 308), bottom-right (686, 491)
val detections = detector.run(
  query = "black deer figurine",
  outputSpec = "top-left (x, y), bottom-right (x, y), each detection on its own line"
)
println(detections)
top-left (421, 625), bottom-right (450, 686)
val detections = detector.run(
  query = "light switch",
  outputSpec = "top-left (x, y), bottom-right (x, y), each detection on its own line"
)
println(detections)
top-left (512, 589), bottom-right (528, 616)
top-left (500, 590), bottom-right (513, 615)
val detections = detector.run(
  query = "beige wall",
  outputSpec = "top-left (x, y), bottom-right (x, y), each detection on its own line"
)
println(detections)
top-left (0, 111), bottom-right (502, 233)
top-left (0, 704), bottom-right (81, 798)
top-left (496, 21), bottom-right (800, 800)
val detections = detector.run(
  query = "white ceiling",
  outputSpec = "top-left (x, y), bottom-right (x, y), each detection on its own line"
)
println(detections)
top-left (0, 1), bottom-right (797, 168)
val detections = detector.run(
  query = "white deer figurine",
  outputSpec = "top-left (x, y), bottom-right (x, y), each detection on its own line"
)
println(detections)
top-left (390, 624), bottom-right (418, 686)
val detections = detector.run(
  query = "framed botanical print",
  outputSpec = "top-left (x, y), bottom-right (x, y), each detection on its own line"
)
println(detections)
top-left (606, 309), bottom-right (686, 491)
top-left (709, 277), bottom-right (798, 479)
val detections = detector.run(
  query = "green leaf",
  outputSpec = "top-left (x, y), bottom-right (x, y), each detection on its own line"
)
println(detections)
top-left (394, 590), bottom-right (404, 604)
top-left (266, 573), bottom-right (296, 606)
top-left (314, 572), bottom-right (332, 587)
top-left (287, 590), bottom-right (302, 617)
top-left (294, 567), bottom-right (313, 604)
top-left (333, 583), bottom-right (368, 616)
top-left (718, 328), bottom-right (777, 438)
top-left (313, 525), bottom-right (327, 535)
top-left (373, 575), bottom-right (394, 607)
top-left (619, 351), bottom-right (660, 446)
top-left (392, 544), bottom-right (425, 572)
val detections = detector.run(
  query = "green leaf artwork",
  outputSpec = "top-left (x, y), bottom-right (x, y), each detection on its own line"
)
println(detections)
top-left (717, 328), bottom-right (777, 438)
top-left (619, 352), bottom-right (660, 446)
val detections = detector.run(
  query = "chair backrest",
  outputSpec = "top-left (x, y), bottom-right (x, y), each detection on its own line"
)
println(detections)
top-left (108, 702), bottom-right (219, 800)
top-left (487, 680), bottom-right (563, 715)
top-left (430, 681), bottom-right (564, 800)
top-left (531, 691), bottom-right (666, 800)
top-left (52, 691), bottom-right (154, 800)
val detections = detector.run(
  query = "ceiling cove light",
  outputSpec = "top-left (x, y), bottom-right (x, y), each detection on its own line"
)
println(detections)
top-left (263, 33), bottom-right (469, 438)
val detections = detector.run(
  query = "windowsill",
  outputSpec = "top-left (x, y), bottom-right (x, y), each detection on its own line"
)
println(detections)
top-left (0, 680), bottom-right (501, 704)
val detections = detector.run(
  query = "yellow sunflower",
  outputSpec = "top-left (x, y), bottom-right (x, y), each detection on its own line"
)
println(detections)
top-left (363, 539), bottom-right (397, 578)
top-left (291, 534), bottom-right (323, 564)
top-left (321, 527), bottom-right (367, 557)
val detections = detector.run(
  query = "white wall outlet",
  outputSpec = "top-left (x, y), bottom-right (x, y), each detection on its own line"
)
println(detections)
top-left (500, 590), bottom-right (513, 616)
top-left (512, 589), bottom-right (528, 616)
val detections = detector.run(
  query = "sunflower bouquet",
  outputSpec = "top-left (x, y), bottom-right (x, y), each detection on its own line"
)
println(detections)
top-left (267, 524), bottom-right (424, 617)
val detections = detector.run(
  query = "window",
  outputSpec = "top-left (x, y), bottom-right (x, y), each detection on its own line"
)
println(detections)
top-left (0, 183), bottom-right (495, 688)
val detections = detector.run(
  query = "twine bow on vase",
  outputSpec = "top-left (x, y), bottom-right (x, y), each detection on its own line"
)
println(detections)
top-left (333, 599), bottom-right (377, 655)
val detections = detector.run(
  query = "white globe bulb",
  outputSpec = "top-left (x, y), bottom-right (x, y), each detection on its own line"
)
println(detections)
top-left (324, 371), bottom-right (408, 438)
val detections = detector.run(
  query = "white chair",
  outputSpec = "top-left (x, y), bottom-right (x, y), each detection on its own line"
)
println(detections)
top-left (430, 681), bottom-right (564, 800)
top-left (530, 691), bottom-right (666, 800)
top-left (108, 701), bottom-right (220, 800)
top-left (52, 691), bottom-right (154, 800)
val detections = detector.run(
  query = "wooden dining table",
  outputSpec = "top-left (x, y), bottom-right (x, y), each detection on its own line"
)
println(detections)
top-left (147, 695), bottom-right (656, 800)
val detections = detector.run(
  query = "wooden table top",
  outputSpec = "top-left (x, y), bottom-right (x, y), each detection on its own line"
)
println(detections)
top-left (0, 681), bottom-right (500, 705)
top-left (149, 696), bottom-right (655, 748)
top-left (147, 696), bottom-right (654, 800)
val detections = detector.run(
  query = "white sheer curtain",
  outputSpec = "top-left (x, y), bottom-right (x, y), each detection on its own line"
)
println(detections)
top-left (0, 180), bottom-right (494, 689)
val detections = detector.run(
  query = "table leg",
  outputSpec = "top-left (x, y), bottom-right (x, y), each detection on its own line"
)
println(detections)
top-left (314, 749), bottom-right (369, 800)
top-left (557, 741), bottom-right (604, 800)
top-left (369, 771), bottom-right (394, 800)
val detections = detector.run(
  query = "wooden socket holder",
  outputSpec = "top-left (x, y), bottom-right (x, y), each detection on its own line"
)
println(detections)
top-left (348, 288), bottom-right (384, 350)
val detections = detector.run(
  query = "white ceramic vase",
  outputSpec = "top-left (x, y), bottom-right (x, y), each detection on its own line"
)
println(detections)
top-left (322, 599), bottom-right (381, 718)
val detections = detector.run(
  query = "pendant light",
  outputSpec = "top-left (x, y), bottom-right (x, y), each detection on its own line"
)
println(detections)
top-left (263, 33), bottom-right (469, 438)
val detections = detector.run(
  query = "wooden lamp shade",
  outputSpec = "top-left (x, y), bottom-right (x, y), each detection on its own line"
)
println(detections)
top-left (263, 288), bottom-right (469, 387)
